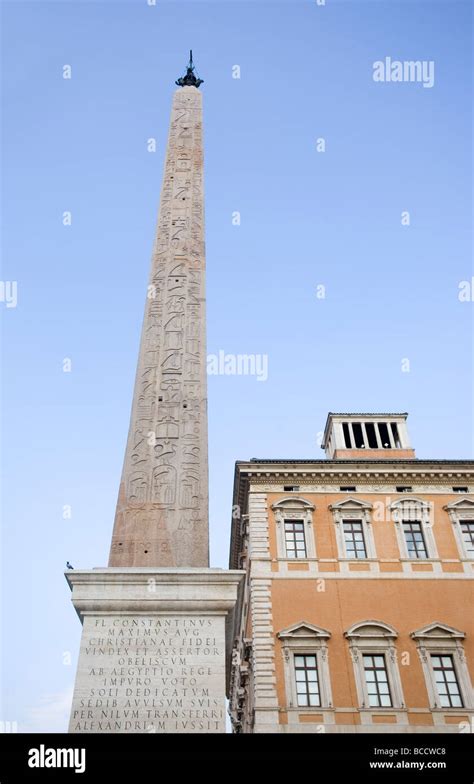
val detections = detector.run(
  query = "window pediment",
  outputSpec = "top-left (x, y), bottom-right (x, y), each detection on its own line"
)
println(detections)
top-left (345, 620), bottom-right (397, 640)
top-left (389, 497), bottom-right (431, 512)
top-left (271, 497), bottom-right (315, 511)
top-left (329, 498), bottom-right (373, 512)
top-left (444, 497), bottom-right (474, 513)
top-left (277, 622), bottom-right (331, 641)
top-left (411, 622), bottom-right (465, 641)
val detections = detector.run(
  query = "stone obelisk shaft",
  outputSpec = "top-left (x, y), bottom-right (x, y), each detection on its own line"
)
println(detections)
top-left (109, 86), bottom-right (208, 568)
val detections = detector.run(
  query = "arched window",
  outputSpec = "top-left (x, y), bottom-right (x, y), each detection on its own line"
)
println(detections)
top-left (344, 621), bottom-right (405, 710)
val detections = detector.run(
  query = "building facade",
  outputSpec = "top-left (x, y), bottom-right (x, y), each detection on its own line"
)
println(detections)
top-left (228, 413), bottom-right (474, 733)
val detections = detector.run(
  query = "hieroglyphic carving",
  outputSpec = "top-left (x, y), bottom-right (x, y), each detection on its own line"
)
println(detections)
top-left (109, 86), bottom-right (208, 568)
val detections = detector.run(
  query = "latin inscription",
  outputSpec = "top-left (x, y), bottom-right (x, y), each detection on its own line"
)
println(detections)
top-left (70, 615), bottom-right (225, 733)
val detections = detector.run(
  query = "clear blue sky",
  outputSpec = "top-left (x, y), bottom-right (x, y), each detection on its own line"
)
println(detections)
top-left (1, 0), bottom-right (472, 731)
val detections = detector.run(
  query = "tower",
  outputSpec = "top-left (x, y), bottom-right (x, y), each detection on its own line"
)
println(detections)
top-left (322, 413), bottom-right (415, 460)
top-left (66, 54), bottom-right (243, 734)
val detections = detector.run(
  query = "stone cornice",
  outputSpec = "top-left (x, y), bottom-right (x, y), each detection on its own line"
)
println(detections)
top-left (238, 459), bottom-right (474, 468)
top-left (236, 461), bottom-right (474, 483)
top-left (241, 474), bottom-right (474, 484)
top-left (65, 568), bottom-right (244, 620)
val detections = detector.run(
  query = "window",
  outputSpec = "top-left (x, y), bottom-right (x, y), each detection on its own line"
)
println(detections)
top-left (343, 520), bottom-right (367, 558)
top-left (443, 498), bottom-right (474, 560)
top-left (391, 422), bottom-right (401, 448)
top-left (342, 422), bottom-right (352, 448)
top-left (284, 485), bottom-right (300, 492)
top-left (378, 422), bottom-right (391, 448)
top-left (352, 422), bottom-right (364, 448)
top-left (330, 498), bottom-right (376, 560)
top-left (278, 622), bottom-right (333, 711)
top-left (390, 498), bottom-right (437, 561)
top-left (411, 624), bottom-right (473, 711)
top-left (403, 521), bottom-right (428, 559)
top-left (284, 520), bottom-right (307, 558)
top-left (345, 621), bottom-right (405, 711)
top-left (460, 521), bottom-right (474, 557)
top-left (363, 655), bottom-right (392, 707)
top-left (431, 655), bottom-right (463, 708)
top-left (396, 486), bottom-right (412, 493)
top-left (272, 498), bottom-right (316, 559)
top-left (294, 655), bottom-right (320, 706)
top-left (453, 487), bottom-right (468, 493)
top-left (365, 422), bottom-right (378, 448)
top-left (340, 486), bottom-right (356, 492)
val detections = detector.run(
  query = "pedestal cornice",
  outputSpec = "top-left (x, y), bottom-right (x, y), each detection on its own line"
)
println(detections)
top-left (66, 568), bottom-right (244, 619)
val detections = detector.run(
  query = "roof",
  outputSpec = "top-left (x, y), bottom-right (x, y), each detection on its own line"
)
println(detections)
top-left (245, 459), bottom-right (474, 465)
top-left (326, 412), bottom-right (409, 417)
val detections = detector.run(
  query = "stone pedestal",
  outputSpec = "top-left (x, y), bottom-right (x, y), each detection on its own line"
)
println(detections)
top-left (66, 568), bottom-right (243, 733)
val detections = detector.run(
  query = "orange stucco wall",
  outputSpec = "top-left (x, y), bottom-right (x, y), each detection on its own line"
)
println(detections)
top-left (271, 577), bottom-right (474, 711)
top-left (262, 491), bottom-right (473, 718)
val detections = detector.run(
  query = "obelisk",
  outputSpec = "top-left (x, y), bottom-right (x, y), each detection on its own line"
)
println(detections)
top-left (66, 54), bottom-right (243, 734)
top-left (109, 52), bottom-right (208, 569)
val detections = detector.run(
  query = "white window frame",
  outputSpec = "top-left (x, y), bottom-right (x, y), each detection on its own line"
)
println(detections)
top-left (277, 622), bottom-right (332, 709)
top-left (271, 498), bottom-right (316, 559)
top-left (329, 498), bottom-right (376, 559)
top-left (344, 621), bottom-right (405, 710)
top-left (443, 497), bottom-right (474, 560)
top-left (410, 623), bottom-right (473, 710)
top-left (389, 497), bottom-right (438, 560)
